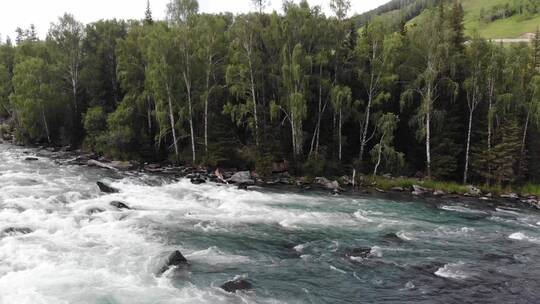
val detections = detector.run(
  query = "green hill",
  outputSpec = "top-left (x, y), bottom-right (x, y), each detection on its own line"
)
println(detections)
top-left (355, 0), bottom-right (540, 39)
top-left (461, 0), bottom-right (540, 38)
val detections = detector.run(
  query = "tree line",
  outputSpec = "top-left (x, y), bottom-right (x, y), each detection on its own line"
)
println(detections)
top-left (1, 0), bottom-right (540, 186)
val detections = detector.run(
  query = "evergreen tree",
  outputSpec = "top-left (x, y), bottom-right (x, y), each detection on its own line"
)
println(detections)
top-left (145, 0), bottom-right (154, 25)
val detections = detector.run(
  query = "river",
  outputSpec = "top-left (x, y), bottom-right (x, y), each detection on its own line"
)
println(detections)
top-left (0, 143), bottom-right (539, 304)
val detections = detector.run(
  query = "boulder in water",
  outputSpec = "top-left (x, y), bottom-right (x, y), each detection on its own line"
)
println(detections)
top-left (220, 278), bottom-right (253, 293)
top-left (2, 227), bottom-right (33, 235)
top-left (158, 250), bottom-right (189, 274)
top-left (97, 181), bottom-right (120, 193)
top-left (110, 201), bottom-right (131, 210)
top-left (343, 247), bottom-right (372, 259)
top-left (190, 177), bottom-right (206, 185)
top-left (412, 262), bottom-right (446, 276)
top-left (229, 171), bottom-right (254, 185)
top-left (237, 183), bottom-right (249, 190)
top-left (382, 232), bottom-right (404, 243)
top-left (87, 207), bottom-right (105, 215)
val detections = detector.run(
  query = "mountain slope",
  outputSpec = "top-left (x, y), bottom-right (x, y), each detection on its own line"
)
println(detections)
top-left (356, 0), bottom-right (540, 39)
top-left (453, 0), bottom-right (540, 38)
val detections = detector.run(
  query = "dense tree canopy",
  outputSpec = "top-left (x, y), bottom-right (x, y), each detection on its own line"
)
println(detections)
top-left (1, 0), bottom-right (540, 187)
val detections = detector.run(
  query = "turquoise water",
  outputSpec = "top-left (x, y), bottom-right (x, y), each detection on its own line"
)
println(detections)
top-left (0, 143), bottom-right (539, 303)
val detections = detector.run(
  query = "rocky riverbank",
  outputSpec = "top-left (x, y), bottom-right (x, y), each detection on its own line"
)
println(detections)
top-left (6, 143), bottom-right (540, 212)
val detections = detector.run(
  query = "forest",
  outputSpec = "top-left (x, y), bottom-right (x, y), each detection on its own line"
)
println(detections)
top-left (0, 0), bottom-right (540, 187)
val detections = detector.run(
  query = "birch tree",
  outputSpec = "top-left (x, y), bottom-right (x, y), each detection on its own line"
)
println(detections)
top-left (48, 14), bottom-right (84, 113)
top-left (271, 43), bottom-right (308, 158)
top-left (370, 113), bottom-right (403, 176)
top-left (224, 15), bottom-right (261, 147)
top-left (463, 36), bottom-right (489, 184)
top-left (401, 10), bottom-right (456, 179)
top-left (308, 50), bottom-right (330, 158)
top-left (356, 19), bottom-right (400, 167)
top-left (330, 85), bottom-right (351, 161)
top-left (167, 0), bottom-right (199, 163)
top-left (146, 24), bottom-right (182, 162)
top-left (197, 14), bottom-right (227, 154)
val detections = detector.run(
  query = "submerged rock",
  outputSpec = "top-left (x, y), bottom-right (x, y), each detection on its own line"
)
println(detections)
top-left (158, 250), bottom-right (189, 274)
top-left (190, 177), bottom-right (206, 185)
top-left (220, 278), bottom-right (253, 293)
top-left (412, 262), bottom-right (446, 276)
top-left (87, 207), bottom-right (105, 215)
top-left (110, 201), bottom-right (131, 210)
top-left (382, 232), bottom-right (404, 243)
top-left (237, 183), bottom-right (249, 190)
top-left (343, 247), bottom-right (372, 259)
top-left (24, 157), bottom-right (38, 161)
top-left (97, 181), bottom-right (120, 193)
top-left (2, 227), bottom-right (33, 235)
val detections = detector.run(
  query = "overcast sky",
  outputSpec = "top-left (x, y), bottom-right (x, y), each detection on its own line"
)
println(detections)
top-left (0, 0), bottom-right (389, 40)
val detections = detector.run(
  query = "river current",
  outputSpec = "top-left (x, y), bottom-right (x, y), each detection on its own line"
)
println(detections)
top-left (0, 143), bottom-right (540, 304)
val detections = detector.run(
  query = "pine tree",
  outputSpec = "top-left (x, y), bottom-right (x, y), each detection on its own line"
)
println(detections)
top-left (145, 0), bottom-right (154, 25)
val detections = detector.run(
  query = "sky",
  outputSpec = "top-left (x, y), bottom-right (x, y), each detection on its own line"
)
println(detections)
top-left (0, 0), bottom-right (389, 40)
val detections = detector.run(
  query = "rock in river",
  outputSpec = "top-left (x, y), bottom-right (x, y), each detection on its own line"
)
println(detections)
top-left (382, 232), bottom-right (404, 243)
top-left (220, 278), bottom-right (253, 293)
top-left (110, 201), bottom-right (131, 210)
top-left (2, 227), bottom-right (33, 235)
top-left (158, 250), bottom-right (189, 274)
top-left (190, 177), bottom-right (206, 185)
top-left (343, 247), bottom-right (372, 259)
top-left (97, 181), bottom-right (120, 193)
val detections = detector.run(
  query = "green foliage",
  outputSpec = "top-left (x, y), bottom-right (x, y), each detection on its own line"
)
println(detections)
top-left (473, 120), bottom-right (523, 185)
top-left (3, 0), bottom-right (540, 192)
top-left (81, 20), bottom-right (127, 110)
top-left (10, 57), bottom-right (67, 143)
top-left (370, 113), bottom-right (404, 176)
top-left (105, 100), bottom-right (138, 159)
top-left (0, 64), bottom-right (11, 117)
top-left (83, 106), bottom-right (107, 152)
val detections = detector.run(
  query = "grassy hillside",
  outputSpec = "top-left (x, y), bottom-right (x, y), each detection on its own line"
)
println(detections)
top-left (461, 0), bottom-right (540, 38)
top-left (358, 0), bottom-right (540, 39)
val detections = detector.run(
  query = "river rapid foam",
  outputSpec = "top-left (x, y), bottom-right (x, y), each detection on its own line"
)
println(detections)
top-left (1, 144), bottom-right (540, 303)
